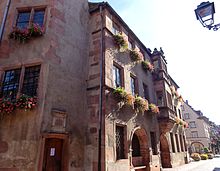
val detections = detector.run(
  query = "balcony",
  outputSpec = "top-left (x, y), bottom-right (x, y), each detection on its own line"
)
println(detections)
top-left (157, 106), bottom-right (176, 133)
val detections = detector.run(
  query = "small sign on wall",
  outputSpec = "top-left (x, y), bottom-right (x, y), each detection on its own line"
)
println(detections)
top-left (50, 148), bottom-right (55, 156)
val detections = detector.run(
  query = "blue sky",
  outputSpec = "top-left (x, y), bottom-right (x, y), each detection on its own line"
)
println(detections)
top-left (90, 0), bottom-right (220, 125)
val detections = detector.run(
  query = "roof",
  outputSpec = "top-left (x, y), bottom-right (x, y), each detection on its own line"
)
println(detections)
top-left (88, 1), bottom-right (152, 56)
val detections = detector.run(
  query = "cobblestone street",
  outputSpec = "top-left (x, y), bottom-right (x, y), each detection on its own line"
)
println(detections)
top-left (162, 157), bottom-right (220, 171)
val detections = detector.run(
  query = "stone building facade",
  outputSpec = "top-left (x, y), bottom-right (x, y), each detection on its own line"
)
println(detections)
top-left (0, 0), bottom-right (90, 170)
top-left (182, 101), bottom-right (211, 154)
top-left (0, 1), bottom-right (187, 171)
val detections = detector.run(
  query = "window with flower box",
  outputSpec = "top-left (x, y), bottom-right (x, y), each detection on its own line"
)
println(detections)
top-left (16, 8), bottom-right (45, 29)
top-left (0, 65), bottom-right (41, 101)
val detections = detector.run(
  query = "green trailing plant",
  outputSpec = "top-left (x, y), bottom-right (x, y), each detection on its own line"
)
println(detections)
top-left (134, 96), bottom-right (148, 113)
top-left (142, 60), bottom-right (154, 72)
top-left (129, 49), bottom-right (143, 62)
top-left (113, 87), bottom-right (127, 102)
top-left (113, 33), bottom-right (128, 50)
top-left (9, 23), bottom-right (44, 43)
top-left (149, 103), bottom-right (160, 114)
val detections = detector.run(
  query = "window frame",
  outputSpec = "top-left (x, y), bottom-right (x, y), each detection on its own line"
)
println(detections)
top-left (150, 131), bottom-right (157, 155)
top-left (0, 64), bottom-right (41, 100)
top-left (112, 63), bottom-right (124, 88)
top-left (115, 124), bottom-right (127, 160)
top-left (15, 6), bottom-right (47, 29)
top-left (112, 20), bottom-right (120, 35)
top-left (130, 74), bottom-right (138, 96)
top-left (143, 83), bottom-right (150, 101)
top-left (184, 113), bottom-right (190, 119)
top-left (191, 131), bottom-right (198, 138)
top-left (189, 121), bottom-right (196, 128)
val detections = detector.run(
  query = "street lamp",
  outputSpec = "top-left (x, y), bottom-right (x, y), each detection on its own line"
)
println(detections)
top-left (195, 1), bottom-right (220, 31)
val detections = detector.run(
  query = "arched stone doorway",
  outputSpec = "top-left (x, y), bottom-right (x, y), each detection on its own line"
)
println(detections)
top-left (160, 134), bottom-right (172, 168)
top-left (130, 127), bottom-right (150, 171)
top-left (191, 142), bottom-right (204, 153)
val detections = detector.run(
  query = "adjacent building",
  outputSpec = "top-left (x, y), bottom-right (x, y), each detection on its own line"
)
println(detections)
top-left (0, 1), bottom-right (188, 171)
top-left (182, 101), bottom-right (211, 154)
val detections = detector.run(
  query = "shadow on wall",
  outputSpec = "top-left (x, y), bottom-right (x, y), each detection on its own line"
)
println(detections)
top-left (213, 168), bottom-right (220, 171)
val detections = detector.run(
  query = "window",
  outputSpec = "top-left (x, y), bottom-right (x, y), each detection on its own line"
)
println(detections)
top-left (179, 134), bottom-right (184, 152)
top-left (116, 125), bottom-right (125, 160)
top-left (191, 131), bottom-right (198, 138)
top-left (189, 121), bottom-right (196, 128)
top-left (128, 40), bottom-right (134, 50)
top-left (113, 64), bottom-right (122, 88)
top-left (166, 91), bottom-right (172, 109)
top-left (184, 113), bottom-right (190, 119)
top-left (178, 109), bottom-right (182, 119)
top-left (130, 75), bottom-right (137, 96)
top-left (112, 21), bottom-right (120, 35)
top-left (143, 83), bottom-right (149, 101)
top-left (140, 49), bottom-right (145, 60)
top-left (156, 91), bottom-right (164, 106)
top-left (16, 8), bottom-right (45, 29)
top-left (22, 65), bottom-right (41, 97)
top-left (170, 133), bottom-right (175, 153)
top-left (33, 10), bottom-right (45, 27)
top-left (183, 135), bottom-right (187, 151)
top-left (174, 106), bottom-right (177, 117)
top-left (132, 133), bottom-right (141, 157)
top-left (16, 11), bottom-right (31, 29)
top-left (0, 65), bottom-right (41, 100)
top-left (1, 69), bottom-right (21, 100)
top-left (150, 132), bottom-right (157, 155)
top-left (175, 134), bottom-right (180, 152)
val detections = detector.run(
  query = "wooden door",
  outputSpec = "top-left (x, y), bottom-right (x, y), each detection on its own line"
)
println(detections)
top-left (43, 138), bottom-right (63, 171)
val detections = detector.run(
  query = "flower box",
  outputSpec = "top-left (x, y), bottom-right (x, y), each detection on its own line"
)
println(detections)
top-left (0, 94), bottom-right (37, 118)
top-left (9, 23), bottom-right (44, 43)
top-left (149, 103), bottom-right (160, 114)
top-left (129, 49), bottom-right (143, 62)
top-left (113, 33), bottom-right (128, 50)
top-left (134, 96), bottom-right (148, 113)
top-left (142, 60), bottom-right (154, 72)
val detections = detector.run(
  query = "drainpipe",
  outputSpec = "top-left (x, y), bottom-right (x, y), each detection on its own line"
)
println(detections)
top-left (98, 2), bottom-right (104, 171)
top-left (0, 0), bottom-right (11, 42)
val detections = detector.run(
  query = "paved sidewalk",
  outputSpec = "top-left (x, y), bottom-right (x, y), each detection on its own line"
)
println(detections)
top-left (162, 158), bottom-right (220, 171)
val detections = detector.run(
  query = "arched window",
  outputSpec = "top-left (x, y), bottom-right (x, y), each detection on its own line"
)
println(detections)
top-left (132, 133), bottom-right (141, 157)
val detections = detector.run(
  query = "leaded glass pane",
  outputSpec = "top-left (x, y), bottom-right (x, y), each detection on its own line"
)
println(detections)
top-left (1, 69), bottom-right (21, 100)
top-left (22, 65), bottom-right (41, 97)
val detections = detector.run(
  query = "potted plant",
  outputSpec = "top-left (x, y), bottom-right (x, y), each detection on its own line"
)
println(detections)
top-left (129, 49), bottom-right (143, 62)
top-left (0, 94), bottom-right (37, 117)
top-left (113, 33), bottom-right (128, 50)
top-left (142, 60), bottom-right (154, 72)
top-left (113, 87), bottom-right (127, 103)
top-left (0, 98), bottom-right (15, 115)
top-left (149, 103), bottom-right (160, 114)
top-left (113, 87), bottom-right (135, 107)
top-left (15, 94), bottom-right (37, 110)
top-left (134, 96), bottom-right (148, 113)
top-left (9, 23), bottom-right (44, 43)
